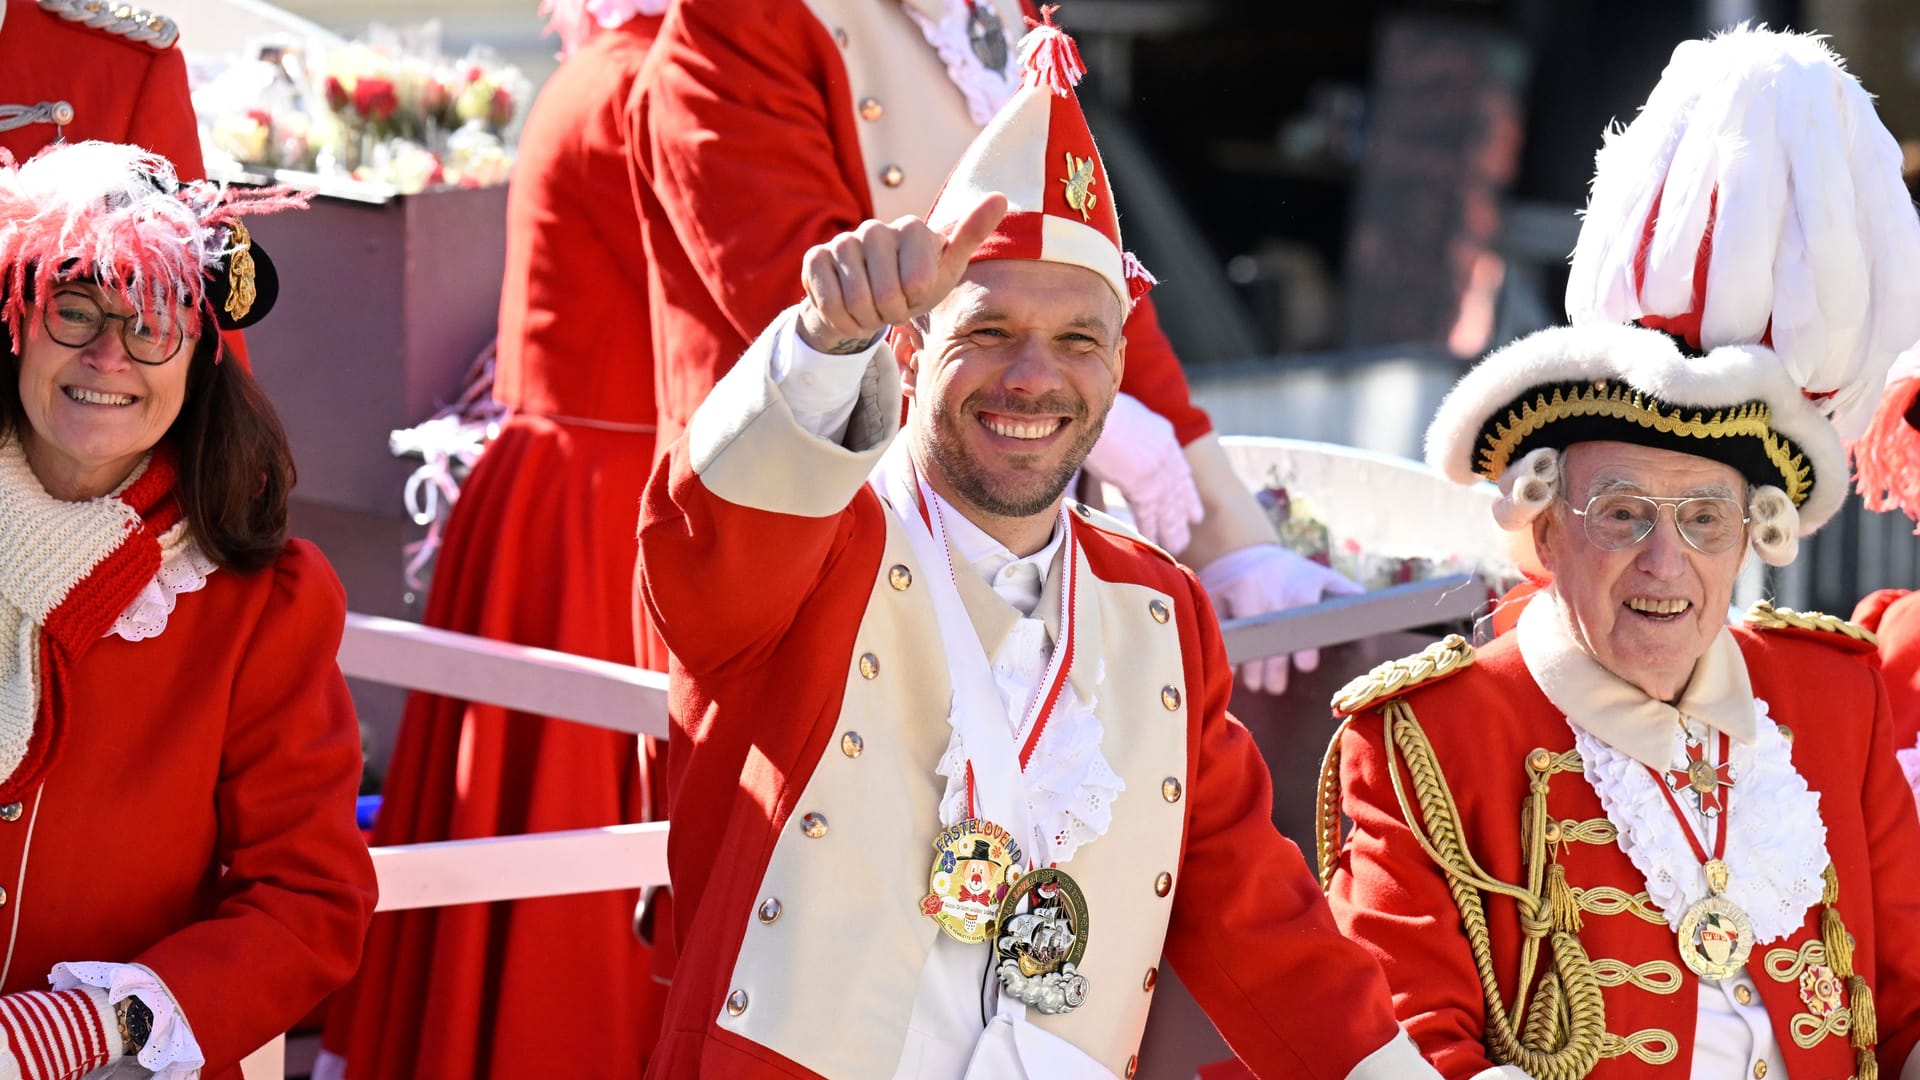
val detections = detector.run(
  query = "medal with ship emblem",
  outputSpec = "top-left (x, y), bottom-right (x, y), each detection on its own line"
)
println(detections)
top-left (921, 819), bottom-right (1023, 944)
top-left (992, 866), bottom-right (1090, 1014)
top-left (967, 0), bottom-right (1010, 73)
top-left (1649, 729), bottom-right (1754, 979)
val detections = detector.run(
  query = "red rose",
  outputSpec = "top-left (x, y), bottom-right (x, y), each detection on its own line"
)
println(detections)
top-left (489, 85), bottom-right (515, 129)
top-left (354, 77), bottom-right (398, 123)
top-left (246, 108), bottom-right (272, 128)
top-left (919, 894), bottom-right (942, 916)
top-left (324, 75), bottom-right (350, 113)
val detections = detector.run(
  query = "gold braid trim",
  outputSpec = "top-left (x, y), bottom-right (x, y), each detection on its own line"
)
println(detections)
top-left (1743, 600), bottom-right (1878, 645)
top-left (1557, 818), bottom-right (1618, 847)
top-left (1789, 1009), bottom-right (1852, 1050)
top-left (223, 220), bottom-right (258, 322)
top-left (1316, 718), bottom-right (1351, 892)
top-left (1330, 635), bottom-right (1475, 717)
top-left (1763, 940), bottom-right (1829, 983)
top-left (1589, 958), bottom-right (1682, 995)
top-left (1570, 886), bottom-right (1667, 926)
top-left (1597, 1029), bottom-right (1679, 1066)
top-left (1380, 701), bottom-right (1607, 1078)
top-left (1476, 381), bottom-right (1812, 507)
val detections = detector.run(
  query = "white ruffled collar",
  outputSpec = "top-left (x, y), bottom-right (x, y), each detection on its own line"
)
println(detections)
top-left (108, 521), bottom-right (215, 643)
top-left (899, 0), bottom-right (1021, 127)
top-left (1517, 589), bottom-right (1828, 944)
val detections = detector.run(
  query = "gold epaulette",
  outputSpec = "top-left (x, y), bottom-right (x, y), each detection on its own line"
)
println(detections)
top-left (1743, 600), bottom-right (1878, 647)
top-left (1067, 500), bottom-right (1173, 563)
top-left (1330, 633), bottom-right (1474, 717)
top-left (38, 0), bottom-right (179, 50)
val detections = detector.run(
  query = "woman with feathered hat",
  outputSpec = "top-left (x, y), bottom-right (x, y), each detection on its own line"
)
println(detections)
top-left (0, 140), bottom-right (374, 1078)
top-left (1321, 26), bottom-right (1920, 1080)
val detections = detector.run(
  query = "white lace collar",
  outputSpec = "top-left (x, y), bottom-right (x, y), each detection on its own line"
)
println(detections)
top-left (1517, 589), bottom-right (1828, 943)
top-left (900, 0), bottom-right (1021, 127)
top-left (108, 521), bottom-right (216, 643)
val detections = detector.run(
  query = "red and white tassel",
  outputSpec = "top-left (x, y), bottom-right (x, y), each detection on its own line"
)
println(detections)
top-left (0, 988), bottom-right (120, 1080)
top-left (1123, 251), bottom-right (1156, 306)
top-left (1017, 5), bottom-right (1085, 96)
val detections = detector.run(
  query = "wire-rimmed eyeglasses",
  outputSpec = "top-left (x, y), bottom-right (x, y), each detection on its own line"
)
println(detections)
top-left (41, 289), bottom-right (187, 366)
top-left (1564, 493), bottom-right (1750, 555)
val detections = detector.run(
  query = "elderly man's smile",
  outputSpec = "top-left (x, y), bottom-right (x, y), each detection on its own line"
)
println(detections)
top-left (1624, 596), bottom-right (1692, 620)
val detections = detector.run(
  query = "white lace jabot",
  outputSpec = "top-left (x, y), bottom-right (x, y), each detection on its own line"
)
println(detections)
top-left (1517, 590), bottom-right (1829, 943)
top-left (109, 522), bottom-right (215, 643)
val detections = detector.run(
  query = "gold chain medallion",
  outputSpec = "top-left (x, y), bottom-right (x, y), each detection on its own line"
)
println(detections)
top-left (920, 819), bottom-right (1023, 945)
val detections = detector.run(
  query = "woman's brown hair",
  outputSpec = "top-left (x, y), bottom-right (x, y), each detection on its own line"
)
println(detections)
top-left (0, 314), bottom-right (297, 573)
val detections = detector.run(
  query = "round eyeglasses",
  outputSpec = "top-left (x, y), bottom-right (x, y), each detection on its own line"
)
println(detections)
top-left (41, 289), bottom-right (187, 366)
top-left (1565, 493), bottom-right (1750, 555)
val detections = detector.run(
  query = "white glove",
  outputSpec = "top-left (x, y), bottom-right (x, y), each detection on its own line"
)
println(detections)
top-left (1199, 544), bottom-right (1363, 695)
top-left (1081, 392), bottom-right (1203, 553)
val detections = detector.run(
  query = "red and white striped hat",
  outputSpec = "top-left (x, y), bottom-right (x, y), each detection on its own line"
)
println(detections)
top-left (925, 7), bottom-right (1154, 310)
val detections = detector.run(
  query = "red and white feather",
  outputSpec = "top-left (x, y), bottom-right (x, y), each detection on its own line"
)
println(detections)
top-left (1851, 347), bottom-right (1920, 528)
top-left (0, 141), bottom-right (306, 344)
top-left (1565, 24), bottom-right (1920, 440)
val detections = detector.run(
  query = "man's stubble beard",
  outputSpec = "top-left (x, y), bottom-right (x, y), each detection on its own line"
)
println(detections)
top-left (920, 392), bottom-right (1107, 519)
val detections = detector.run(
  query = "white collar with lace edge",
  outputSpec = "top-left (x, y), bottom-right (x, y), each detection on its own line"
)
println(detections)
top-left (1517, 588), bottom-right (1828, 944)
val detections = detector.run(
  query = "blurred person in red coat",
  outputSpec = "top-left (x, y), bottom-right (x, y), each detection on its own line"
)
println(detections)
top-left (0, 140), bottom-right (373, 1078)
top-left (316, 2), bottom-right (673, 1078)
top-left (1847, 349), bottom-right (1920, 812)
top-left (632, 0), bottom-right (1358, 699)
top-left (0, 0), bottom-right (202, 178)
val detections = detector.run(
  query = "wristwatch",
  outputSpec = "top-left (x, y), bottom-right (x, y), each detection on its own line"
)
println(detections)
top-left (114, 995), bottom-right (153, 1056)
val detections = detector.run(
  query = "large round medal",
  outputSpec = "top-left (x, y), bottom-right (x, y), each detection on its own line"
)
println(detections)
top-left (1675, 893), bottom-right (1755, 980)
top-left (993, 866), bottom-right (1091, 1014)
top-left (921, 819), bottom-right (1024, 944)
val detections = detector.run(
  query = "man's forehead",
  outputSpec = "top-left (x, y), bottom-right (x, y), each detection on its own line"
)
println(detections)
top-left (942, 260), bottom-right (1122, 327)
top-left (1566, 441), bottom-right (1743, 493)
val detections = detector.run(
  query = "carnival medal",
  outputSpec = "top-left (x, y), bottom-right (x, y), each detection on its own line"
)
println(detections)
top-left (968, 1), bottom-right (1010, 73)
top-left (922, 819), bottom-right (1024, 944)
top-left (1651, 731), bottom-right (1755, 979)
top-left (993, 866), bottom-right (1090, 1014)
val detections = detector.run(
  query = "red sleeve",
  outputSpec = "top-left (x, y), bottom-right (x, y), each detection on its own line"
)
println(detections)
top-left (1863, 665), bottom-right (1920, 1072)
top-left (1328, 711), bottom-right (1496, 1079)
top-left (635, 0), bottom-right (869, 429)
top-left (134, 542), bottom-right (376, 1068)
top-left (126, 45), bottom-right (206, 182)
top-left (1119, 295), bottom-right (1212, 444)
top-left (1163, 572), bottom-right (1403, 1077)
top-left (1856, 590), bottom-right (1920, 754)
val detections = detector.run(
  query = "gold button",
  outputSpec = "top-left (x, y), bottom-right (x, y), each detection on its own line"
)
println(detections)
top-left (1161, 777), bottom-right (1182, 803)
top-left (1142, 967), bottom-right (1157, 991)
top-left (859, 653), bottom-right (880, 679)
top-left (841, 731), bottom-right (864, 758)
top-left (1527, 748), bottom-right (1553, 773)
top-left (859, 97), bottom-right (884, 122)
top-left (1154, 871), bottom-right (1173, 897)
top-left (0, 803), bottom-right (21, 823)
top-left (833, 26), bottom-right (849, 47)
top-left (1735, 984), bottom-right (1753, 1006)
top-left (800, 812), bottom-right (828, 839)
top-left (880, 164), bottom-right (905, 188)
top-left (758, 897), bottom-right (783, 924)
top-left (1148, 599), bottom-right (1170, 623)
top-left (1776, 724), bottom-right (1793, 742)
top-left (1160, 686), bottom-right (1181, 711)
top-left (888, 565), bottom-right (913, 590)
top-left (50, 102), bottom-right (74, 127)
top-left (1125, 1055), bottom-right (1138, 1078)
top-left (1751, 1062), bottom-right (1766, 1079)
top-left (726, 989), bottom-right (749, 1016)
top-left (1542, 820), bottom-right (1562, 844)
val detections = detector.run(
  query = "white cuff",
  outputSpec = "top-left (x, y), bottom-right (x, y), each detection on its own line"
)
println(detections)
top-left (50, 961), bottom-right (205, 1078)
top-left (1346, 1030), bottom-right (1446, 1080)
top-left (767, 311), bottom-right (885, 443)
top-left (1902, 1039), bottom-right (1920, 1080)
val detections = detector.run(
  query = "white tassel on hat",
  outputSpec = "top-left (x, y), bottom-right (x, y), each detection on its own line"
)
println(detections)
top-left (1566, 24), bottom-right (1920, 440)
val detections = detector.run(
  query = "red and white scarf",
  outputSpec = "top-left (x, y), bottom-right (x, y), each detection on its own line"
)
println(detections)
top-left (0, 437), bottom-right (178, 803)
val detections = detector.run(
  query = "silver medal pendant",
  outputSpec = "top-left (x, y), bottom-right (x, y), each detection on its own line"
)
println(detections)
top-left (968, 2), bottom-right (1009, 74)
top-left (993, 867), bottom-right (1090, 1014)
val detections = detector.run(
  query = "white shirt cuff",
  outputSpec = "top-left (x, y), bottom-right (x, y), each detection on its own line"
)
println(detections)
top-left (767, 309), bottom-right (886, 443)
top-left (50, 961), bottom-right (206, 1078)
top-left (1346, 1029), bottom-right (1447, 1079)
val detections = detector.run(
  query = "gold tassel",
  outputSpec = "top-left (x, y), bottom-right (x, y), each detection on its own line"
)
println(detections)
top-left (1822, 863), bottom-right (1840, 906)
top-left (1848, 976), bottom-right (1876, 1048)
top-left (223, 220), bottom-right (258, 321)
top-left (1547, 863), bottom-right (1583, 934)
top-left (1823, 907), bottom-right (1855, 979)
top-left (1856, 1048), bottom-right (1878, 1080)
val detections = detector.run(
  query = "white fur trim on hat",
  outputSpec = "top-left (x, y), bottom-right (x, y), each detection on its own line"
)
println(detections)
top-left (1425, 322), bottom-right (1847, 536)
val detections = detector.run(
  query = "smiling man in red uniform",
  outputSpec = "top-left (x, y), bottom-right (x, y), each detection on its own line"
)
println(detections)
top-left (639, 22), bottom-right (1435, 1079)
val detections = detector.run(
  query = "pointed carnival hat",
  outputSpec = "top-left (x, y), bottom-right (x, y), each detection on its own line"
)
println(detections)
top-left (1426, 26), bottom-right (1919, 568)
top-left (924, 7), bottom-right (1154, 310)
top-left (0, 141), bottom-right (307, 363)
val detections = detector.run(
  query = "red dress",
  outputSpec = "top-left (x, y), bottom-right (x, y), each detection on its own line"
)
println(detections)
top-left (1, 539), bottom-right (375, 1077)
top-left (0, 0), bottom-right (204, 178)
top-left (321, 18), bottom-right (669, 1080)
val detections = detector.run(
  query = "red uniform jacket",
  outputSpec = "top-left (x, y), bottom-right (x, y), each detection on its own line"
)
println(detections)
top-left (1329, 628), bottom-right (1920, 1078)
top-left (1855, 589), bottom-right (1920, 763)
top-left (630, 0), bottom-right (1211, 456)
top-left (0, 0), bottom-right (204, 178)
top-left (1, 540), bottom-right (375, 1075)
